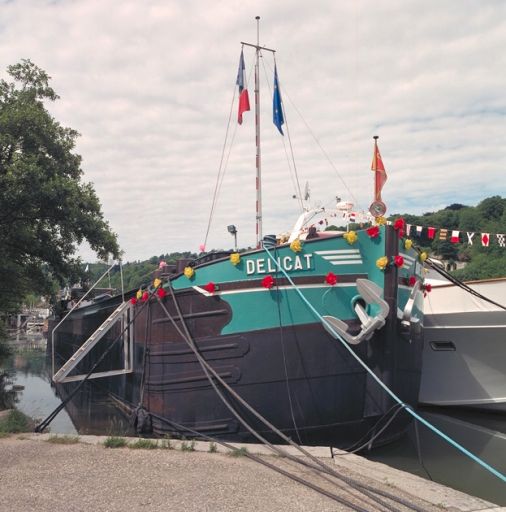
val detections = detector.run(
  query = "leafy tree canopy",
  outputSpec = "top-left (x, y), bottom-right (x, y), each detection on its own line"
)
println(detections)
top-left (390, 196), bottom-right (506, 280)
top-left (0, 60), bottom-right (119, 317)
top-left (85, 251), bottom-right (198, 292)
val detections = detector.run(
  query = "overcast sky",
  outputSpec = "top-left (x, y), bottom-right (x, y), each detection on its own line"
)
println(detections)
top-left (1, 0), bottom-right (505, 262)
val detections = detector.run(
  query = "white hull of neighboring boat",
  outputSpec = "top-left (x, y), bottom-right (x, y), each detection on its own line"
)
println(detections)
top-left (419, 278), bottom-right (506, 411)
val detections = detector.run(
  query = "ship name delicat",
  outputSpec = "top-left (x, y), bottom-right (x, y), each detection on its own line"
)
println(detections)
top-left (246, 254), bottom-right (314, 275)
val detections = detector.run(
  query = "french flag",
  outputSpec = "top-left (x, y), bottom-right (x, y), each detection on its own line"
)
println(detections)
top-left (236, 49), bottom-right (250, 124)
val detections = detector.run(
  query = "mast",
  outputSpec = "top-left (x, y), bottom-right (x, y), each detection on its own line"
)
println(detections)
top-left (255, 16), bottom-right (262, 247)
top-left (373, 135), bottom-right (379, 202)
top-left (242, 18), bottom-right (276, 248)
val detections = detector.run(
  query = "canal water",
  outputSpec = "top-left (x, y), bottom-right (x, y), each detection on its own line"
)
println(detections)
top-left (1, 334), bottom-right (505, 505)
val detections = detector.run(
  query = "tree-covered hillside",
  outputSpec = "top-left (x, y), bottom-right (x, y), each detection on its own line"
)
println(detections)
top-left (391, 196), bottom-right (506, 280)
top-left (85, 251), bottom-right (197, 292)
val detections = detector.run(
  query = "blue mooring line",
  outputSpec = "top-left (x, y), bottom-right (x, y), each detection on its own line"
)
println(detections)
top-left (263, 246), bottom-right (506, 484)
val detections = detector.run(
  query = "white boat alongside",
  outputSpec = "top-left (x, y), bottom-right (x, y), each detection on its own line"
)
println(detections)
top-left (419, 274), bottom-right (506, 411)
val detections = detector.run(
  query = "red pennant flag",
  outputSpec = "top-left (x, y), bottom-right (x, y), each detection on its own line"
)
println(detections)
top-left (450, 230), bottom-right (460, 243)
top-left (371, 138), bottom-right (387, 202)
top-left (481, 233), bottom-right (490, 247)
top-left (427, 227), bottom-right (436, 239)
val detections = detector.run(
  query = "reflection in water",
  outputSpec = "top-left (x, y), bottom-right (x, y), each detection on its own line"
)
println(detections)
top-left (367, 408), bottom-right (506, 505)
top-left (1, 335), bottom-right (504, 505)
top-left (0, 372), bottom-right (17, 410)
top-left (0, 334), bottom-right (131, 436)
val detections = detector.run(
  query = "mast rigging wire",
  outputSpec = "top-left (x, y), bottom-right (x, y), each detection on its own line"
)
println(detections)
top-left (263, 57), bottom-right (362, 211)
top-left (202, 72), bottom-right (239, 251)
top-left (203, 52), bottom-right (257, 251)
top-left (260, 54), bottom-right (304, 211)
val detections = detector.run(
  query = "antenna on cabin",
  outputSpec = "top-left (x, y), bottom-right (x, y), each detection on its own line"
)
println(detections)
top-left (304, 182), bottom-right (310, 201)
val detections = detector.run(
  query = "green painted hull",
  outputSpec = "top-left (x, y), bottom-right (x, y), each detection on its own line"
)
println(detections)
top-left (171, 226), bottom-right (423, 336)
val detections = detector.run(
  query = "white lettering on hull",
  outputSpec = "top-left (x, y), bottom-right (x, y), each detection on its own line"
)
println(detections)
top-left (246, 260), bottom-right (255, 274)
top-left (245, 254), bottom-right (314, 275)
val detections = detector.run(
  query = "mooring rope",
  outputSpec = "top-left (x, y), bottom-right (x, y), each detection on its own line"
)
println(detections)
top-left (263, 245), bottom-right (506, 484)
top-left (423, 255), bottom-right (506, 311)
top-left (154, 285), bottom-right (429, 512)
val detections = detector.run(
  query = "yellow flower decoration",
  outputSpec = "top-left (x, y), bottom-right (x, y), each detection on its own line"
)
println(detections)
top-left (343, 230), bottom-right (358, 245)
top-left (290, 238), bottom-right (302, 253)
top-left (136, 289), bottom-right (142, 300)
top-left (376, 256), bottom-right (389, 270)
top-left (183, 266), bottom-right (195, 279)
top-left (230, 253), bottom-right (241, 266)
top-left (419, 251), bottom-right (428, 263)
top-left (404, 239), bottom-right (413, 251)
top-left (153, 278), bottom-right (162, 288)
top-left (375, 216), bottom-right (387, 225)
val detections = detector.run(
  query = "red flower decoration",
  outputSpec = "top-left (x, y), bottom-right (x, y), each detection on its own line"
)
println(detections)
top-left (393, 255), bottom-right (404, 268)
top-left (393, 218), bottom-right (405, 231)
top-left (157, 288), bottom-right (167, 299)
top-left (141, 291), bottom-right (149, 302)
top-left (366, 226), bottom-right (380, 239)
top-left (397, 229), bottom-right (405, 239)
top-left (325, 272), bottom-right (338, 285)
top-left (130, 297), bottom-right (137, 305)
top-left (408, 276), bottom-right (417, 287)
top-left (203, 282), bottom-right (216, 294)
top-left (262, 275), bottom-right (275, 289)
top-left (424, 283), bottom-right (432, 293)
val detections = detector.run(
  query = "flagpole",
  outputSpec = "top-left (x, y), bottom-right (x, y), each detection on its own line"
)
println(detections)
top-left (254, 15), bottom-right (262, 248)
top-left (369, 135), bottom-right (387, 218)
top-left (241, 20), bottom-right (276, 247)
top-left (373, 135), bottom-right (379, 202)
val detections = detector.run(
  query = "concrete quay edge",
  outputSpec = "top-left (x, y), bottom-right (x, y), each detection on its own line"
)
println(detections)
top-left (22, 433), bottom-right (504, 511)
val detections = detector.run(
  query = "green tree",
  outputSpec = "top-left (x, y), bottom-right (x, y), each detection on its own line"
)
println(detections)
top-left (477, 196), bottom-right (505, 221)
top-left (0, 60), bottom-right (119, 324)
top-left (393, 196), bottom-right (506, 280)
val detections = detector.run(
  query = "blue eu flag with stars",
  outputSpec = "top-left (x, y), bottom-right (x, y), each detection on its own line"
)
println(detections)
top-left (273, 65), bottom-right (284, 135)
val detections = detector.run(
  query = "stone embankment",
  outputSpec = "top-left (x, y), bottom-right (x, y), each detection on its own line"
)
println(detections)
top-left (0, 434), bottom-right (503, 512)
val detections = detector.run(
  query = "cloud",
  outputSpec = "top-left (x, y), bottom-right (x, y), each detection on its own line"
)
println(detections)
top-left (1, 0), bottom-right (505, 261)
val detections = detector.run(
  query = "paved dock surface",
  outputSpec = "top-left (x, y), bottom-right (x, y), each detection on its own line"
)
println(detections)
top-left (0, 435), bottom-right (503, 512)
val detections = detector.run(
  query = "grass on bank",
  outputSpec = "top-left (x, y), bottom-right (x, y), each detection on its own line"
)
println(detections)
top-left (103, 436), bottom-right (128, 448)
top-left (46, 434), bottom-right (80, 444)
top-left (180, 438), bottom-right (196, 452)
top-left (129, 438), bottom-right (158, 450)
top-left (229, 446), bottom-right (249, 457)
top-left (102, 435), bottom-right (226, 453)
top-left (160, 435), bottom-right (172, 449)
top-left (0, 409), bottom-right (33, 434)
